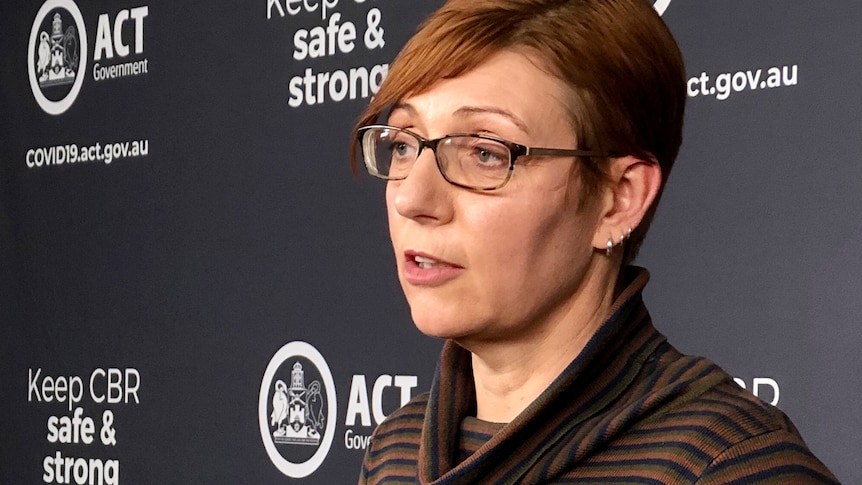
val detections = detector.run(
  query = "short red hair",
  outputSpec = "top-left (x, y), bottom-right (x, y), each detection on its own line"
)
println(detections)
top-left (353, 0), bottom-right (686, 265)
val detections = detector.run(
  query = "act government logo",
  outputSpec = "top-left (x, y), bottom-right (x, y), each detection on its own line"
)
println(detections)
top-left (28, 0), bottom-right (87, 115)
top-left (259, 341), bottom-right (337, 478)
top-left (654, 0), bottom-right (671, 15)
top-left (28, 0), bottom-right (150, 116)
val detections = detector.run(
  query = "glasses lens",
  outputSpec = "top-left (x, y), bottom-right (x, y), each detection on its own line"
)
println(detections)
top-left (437, 136), bottom-right (511, 189)
top-left (362, 127), bottom-right (419, 179)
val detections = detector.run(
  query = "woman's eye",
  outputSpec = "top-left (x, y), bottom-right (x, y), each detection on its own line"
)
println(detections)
top-left (387, 140), bottom-right (414, 159)
top-left (473, 145), bottom-right (507, 166)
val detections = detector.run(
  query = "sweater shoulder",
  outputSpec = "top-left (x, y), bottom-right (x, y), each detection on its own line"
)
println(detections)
top-left (372, 391), bottom-right (429, 438)
top-left (696, 426), bottom-right (840, 484)
top-left (640, 345), bottom-right (800, 446)
top-left (626, 347), bottom-right (837, 481)
top-left (369, 392), bottom-right (429, 450)
top-left (652, 378), bottom-right (798, 444)
top-left (359, 393), bottom-right (428, 484)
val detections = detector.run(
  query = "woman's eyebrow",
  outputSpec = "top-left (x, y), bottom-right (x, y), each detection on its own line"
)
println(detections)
top-left (453, 106), bottom-right (530, 135)
top-left (390, 101), bottom-right (416, 117)
top-left (389, 102), bottom-right (530, 135)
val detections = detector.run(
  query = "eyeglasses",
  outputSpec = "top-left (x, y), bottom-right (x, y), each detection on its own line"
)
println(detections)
top-left (356, 125), bottom-right (612, 191)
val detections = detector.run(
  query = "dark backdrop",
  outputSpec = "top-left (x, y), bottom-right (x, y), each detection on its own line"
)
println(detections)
top-left (2, 0), bottom-right (859, 483)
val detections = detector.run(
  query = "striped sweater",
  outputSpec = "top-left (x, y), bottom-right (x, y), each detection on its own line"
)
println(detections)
top-left (359, 268), bottom-right (839, 484)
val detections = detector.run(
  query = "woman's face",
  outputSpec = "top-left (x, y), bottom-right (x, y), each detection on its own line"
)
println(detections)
top-left (385, 49), bottom-right (606, 345)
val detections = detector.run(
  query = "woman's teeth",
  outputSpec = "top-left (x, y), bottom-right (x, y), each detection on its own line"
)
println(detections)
top-left (415, 256), bottom-right (440, 269)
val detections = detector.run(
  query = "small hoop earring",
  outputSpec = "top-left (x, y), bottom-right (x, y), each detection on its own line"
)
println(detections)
top-left (627, 227), bottom-right (633, 239)
top-left (606, 235), bottom-right (614, 256)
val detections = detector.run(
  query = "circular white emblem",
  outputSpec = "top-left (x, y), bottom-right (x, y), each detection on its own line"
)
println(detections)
top-left (259, 341), bottom-right (338, 478)
top-left (653, 0), bottom-right (671, 16)
top-left (28, 0), bottom-right (88, 115)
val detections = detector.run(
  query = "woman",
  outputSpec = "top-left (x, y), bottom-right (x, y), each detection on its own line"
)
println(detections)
top-left (352, 0), bottom-right (838, 483)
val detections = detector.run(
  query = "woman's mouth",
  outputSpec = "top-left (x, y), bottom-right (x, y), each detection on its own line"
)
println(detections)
top-left (403, 251), bottom-right (464, 286)
top-left (414, 255), bottom-right (446, 269)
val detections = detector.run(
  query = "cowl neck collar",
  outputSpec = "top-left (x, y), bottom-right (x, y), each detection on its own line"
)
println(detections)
top-left (418, 267), bottom-right (665, 484)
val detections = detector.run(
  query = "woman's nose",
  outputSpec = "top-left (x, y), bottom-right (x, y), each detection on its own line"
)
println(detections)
top-left (389, 149), bottom-right (454, 224)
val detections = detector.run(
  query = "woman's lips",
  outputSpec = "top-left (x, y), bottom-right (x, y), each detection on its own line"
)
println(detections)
top-left (403, 250), bottom-right (464, 287)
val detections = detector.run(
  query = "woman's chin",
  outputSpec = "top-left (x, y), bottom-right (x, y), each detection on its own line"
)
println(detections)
top-left (410, 308), bottom-right (475, 341)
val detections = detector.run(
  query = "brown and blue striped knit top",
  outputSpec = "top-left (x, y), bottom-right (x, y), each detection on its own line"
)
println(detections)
top-left (359, 267), bottom-right (839, 484)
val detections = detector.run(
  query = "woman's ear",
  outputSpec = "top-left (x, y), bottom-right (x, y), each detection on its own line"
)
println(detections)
top-left (591, 155), bottom-right (662, 252)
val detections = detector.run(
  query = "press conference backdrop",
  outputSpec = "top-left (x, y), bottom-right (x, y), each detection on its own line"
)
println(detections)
top-left (1, 0), bottom-right (859, 483)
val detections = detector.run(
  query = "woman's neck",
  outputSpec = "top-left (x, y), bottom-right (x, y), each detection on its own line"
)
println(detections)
top-left (464, 263), bottom-right (619, 423)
